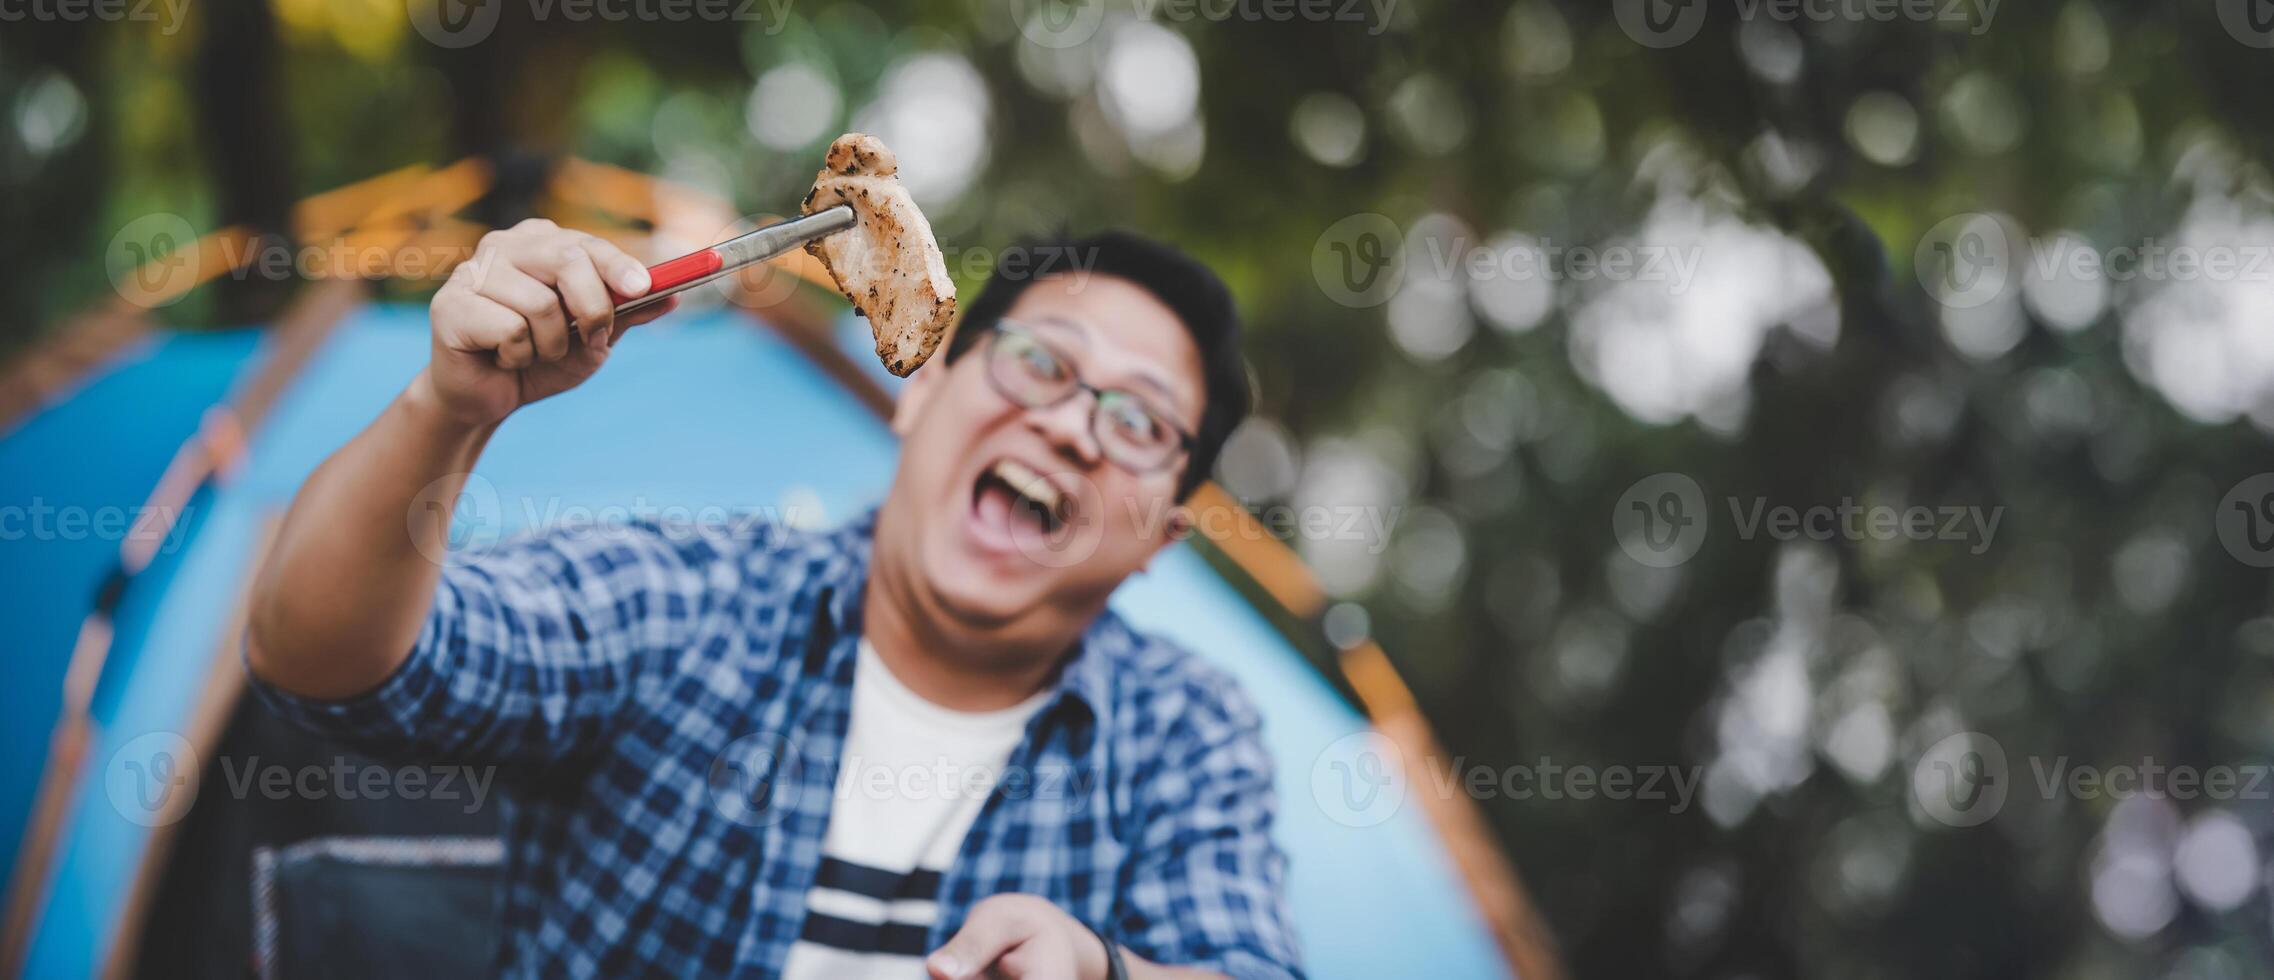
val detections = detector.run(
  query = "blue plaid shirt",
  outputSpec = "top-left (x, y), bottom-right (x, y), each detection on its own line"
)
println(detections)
top-left (251, 511), bottom-right (1302, 978)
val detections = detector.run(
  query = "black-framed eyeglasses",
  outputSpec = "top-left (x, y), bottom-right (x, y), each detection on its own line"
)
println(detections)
top-left (980, 318), bottom-right (1196, 474)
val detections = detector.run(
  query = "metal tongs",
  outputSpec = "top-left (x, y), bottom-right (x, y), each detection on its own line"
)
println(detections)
top-left (572, 204), bottom-right (855, 337)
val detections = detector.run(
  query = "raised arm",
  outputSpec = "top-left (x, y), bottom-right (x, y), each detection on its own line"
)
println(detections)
top-left (245, 219), bottom-right (672, 699)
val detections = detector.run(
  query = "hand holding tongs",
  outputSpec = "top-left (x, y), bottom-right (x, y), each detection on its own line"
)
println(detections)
top-left (571, 204), bottom-right (855, 338)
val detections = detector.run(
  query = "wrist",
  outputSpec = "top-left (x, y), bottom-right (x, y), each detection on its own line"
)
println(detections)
top-left (1079, 920), bottom-right (1126, 980)
top-left (403, 368), bottom-right (506, 440)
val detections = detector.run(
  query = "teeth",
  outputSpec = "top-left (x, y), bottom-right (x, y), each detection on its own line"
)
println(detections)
top-left (992, 459), bottom-right (1066, 520)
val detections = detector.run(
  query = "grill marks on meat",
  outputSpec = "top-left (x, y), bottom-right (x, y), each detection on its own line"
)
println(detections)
top-left (800, 133), bottom-right (956, 377)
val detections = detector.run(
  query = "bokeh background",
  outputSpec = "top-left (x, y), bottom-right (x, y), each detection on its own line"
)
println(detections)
top-left (8, 1), bottom-right (2274, 977)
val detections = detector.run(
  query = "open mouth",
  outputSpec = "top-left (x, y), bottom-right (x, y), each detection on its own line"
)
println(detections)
top-left (971, 458), bottom-right (1070, 542)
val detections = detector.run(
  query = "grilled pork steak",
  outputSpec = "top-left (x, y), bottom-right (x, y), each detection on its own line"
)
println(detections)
top-left (800, 133), bottom-right (957, 377)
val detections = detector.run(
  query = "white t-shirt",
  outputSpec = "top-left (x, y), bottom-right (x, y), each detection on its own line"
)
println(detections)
top-left (781, 639), bottom-right (1051, 979)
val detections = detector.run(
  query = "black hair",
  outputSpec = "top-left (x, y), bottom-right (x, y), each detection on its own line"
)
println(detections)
top-left (942, 230), bottom-right (1250, 501)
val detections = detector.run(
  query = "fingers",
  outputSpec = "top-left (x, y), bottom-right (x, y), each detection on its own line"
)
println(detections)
top-left (477, 267), bottom-right (566, 361)
top-left (440, 220), bottom-right (681, 368)
top-left (564, 296), bottom-right (679, 373)
top-left (577, 237), bottom-right (667, 347)
top-left (927, 897), bottom-right (1042, 980)
top-left (552, 244), bottom-right (617, 350)
top-left (579, 236), bottom-right (653, 302)
top-left (433, 290), bottom-right (538, 369)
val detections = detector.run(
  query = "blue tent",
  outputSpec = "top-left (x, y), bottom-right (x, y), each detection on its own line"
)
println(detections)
top-left (0, 163), bottom-right (1547, 979)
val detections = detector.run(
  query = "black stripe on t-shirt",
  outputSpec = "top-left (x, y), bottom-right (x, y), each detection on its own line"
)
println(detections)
top-left (799, 911), bottom-right (933, 957)
top-left (813, 857), bottom-right (944, 901)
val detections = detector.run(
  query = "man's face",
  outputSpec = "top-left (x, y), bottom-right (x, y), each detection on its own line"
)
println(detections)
top-left (877, 272), bottom-right (1204, 646)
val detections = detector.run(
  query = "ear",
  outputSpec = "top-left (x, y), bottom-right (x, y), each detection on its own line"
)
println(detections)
top-left (891, 356), bottom-right (947, 438)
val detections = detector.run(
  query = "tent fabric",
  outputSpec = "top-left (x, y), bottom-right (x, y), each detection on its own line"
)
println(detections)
top-left (9, 303), bottom-right (1512, 979)
top-left (0, 329), bottom-right (267, 885)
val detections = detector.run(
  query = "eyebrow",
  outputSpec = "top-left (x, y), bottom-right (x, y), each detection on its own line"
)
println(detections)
top-left (1026, 315), bottom-right (1195, 421)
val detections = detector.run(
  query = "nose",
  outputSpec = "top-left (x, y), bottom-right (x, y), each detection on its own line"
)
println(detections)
top-left (1027, 388), bottom-right (1103, 467)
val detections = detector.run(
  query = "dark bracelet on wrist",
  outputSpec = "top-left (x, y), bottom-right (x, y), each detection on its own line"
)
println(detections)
top-left (1083, 920), bottom-right (1130, 980)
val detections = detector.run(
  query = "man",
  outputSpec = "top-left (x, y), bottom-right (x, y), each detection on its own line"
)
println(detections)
top-left (244, 219), bottom-right (1302, 979)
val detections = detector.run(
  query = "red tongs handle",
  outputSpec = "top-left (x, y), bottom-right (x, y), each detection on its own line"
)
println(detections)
top-left (616, 249), bottom-right (724, 307)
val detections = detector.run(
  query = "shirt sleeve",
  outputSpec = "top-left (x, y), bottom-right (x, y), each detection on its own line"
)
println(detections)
top-left (1114, 680), bottom-right (1305, 980)
top-left (247, 519), bottom-right (751, 770)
